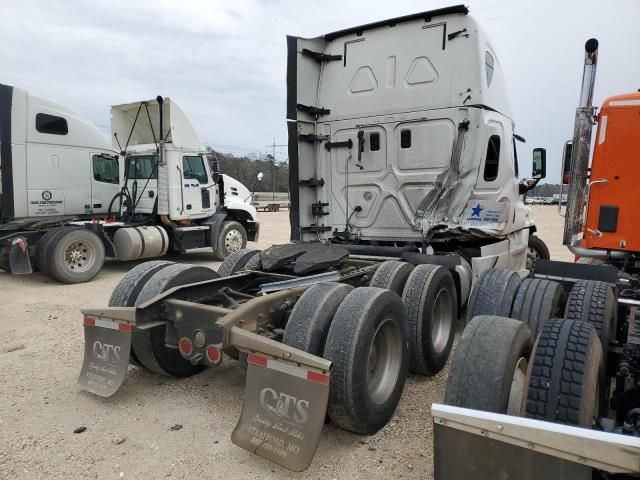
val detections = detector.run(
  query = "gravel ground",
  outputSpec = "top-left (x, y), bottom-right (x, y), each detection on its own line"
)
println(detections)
top-left (0, 206), bottom-right (570, 480)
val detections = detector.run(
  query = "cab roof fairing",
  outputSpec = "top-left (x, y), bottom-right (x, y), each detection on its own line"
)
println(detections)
top-left (111, 97), bottom-right (203, 153)
top-left (288, 8), bottom-right (512, 121)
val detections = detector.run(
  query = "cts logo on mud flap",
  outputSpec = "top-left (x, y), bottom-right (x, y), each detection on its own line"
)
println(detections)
top-left (92, 341), bottom-right (121, 363)
top-left (259, 388), bottom-right (310, 423)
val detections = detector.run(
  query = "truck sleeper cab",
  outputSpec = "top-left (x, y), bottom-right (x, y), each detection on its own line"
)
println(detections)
top-left (0, 91), bottom-right (259, 282)
top-left (287, 4), bottom-right (540, 285)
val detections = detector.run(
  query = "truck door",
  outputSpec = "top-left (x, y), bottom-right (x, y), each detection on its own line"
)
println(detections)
top-left (124, 154), bottom-right (158, 214)
top-left (180, 154), bottom-right (215, 218)
top-left (90, 152), bottom-right (120, 214)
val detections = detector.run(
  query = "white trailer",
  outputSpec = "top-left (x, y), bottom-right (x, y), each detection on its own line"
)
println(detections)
top-left (0, 88), bottom-right (259, 282)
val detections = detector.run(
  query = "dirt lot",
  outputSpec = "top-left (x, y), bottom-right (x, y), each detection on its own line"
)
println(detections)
top-left (0, 206), bottom-right (570, 480)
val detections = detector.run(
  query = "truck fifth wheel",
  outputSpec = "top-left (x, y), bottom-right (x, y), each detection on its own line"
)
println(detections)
top-left (77, 5), bottom-right (551, 471)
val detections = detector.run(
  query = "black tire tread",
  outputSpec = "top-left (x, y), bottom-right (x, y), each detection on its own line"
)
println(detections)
top-left (282, 282), bottom-right (353, 355)
top-left (369, 261), bottom-right (414, 295)
top-left (465, 268), bottom-right (521, 324)
top-left (109, 260), bottom-right (174, 307)
top-left (217, 249), bottom-right (260, 277)
top-left (324, 287), bottom-right (408, 434)
top-left (444, 315), bottom-right (532, 412)
top-left (132, 263), bottom-right (219, 377)
top-left (402, 264), bottom-right (457, 375)
top-left (511, 278), bottom-right (566, 338)
top-left (525, 319), bottom-right (601, 426)
top-left (565, 280), bottom-right (615, 344)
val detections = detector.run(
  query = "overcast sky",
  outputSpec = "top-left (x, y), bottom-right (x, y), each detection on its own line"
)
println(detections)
top-left (2, 0), bottom-right (639, 181)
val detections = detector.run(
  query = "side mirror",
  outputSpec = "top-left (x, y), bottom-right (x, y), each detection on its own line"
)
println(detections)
top-left (257, 172), bottom-right (264, 181)
top-left (532, 148), bottom-right (546, 179)
top-left (561, 141), bottom-right (572, 184)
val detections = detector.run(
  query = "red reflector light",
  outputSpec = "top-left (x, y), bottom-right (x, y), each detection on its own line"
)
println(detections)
top-left (206, 345), bottom-right (221, 364)
top-left (179, 338), bottom-right (193, 357)
top-left (307, 370), bottom-right (330, 385)
top-left (83, 316), bottom-right (96, 326)
top-left (118, 322), bottom-right (132, 333)
top-left (247, 354), bottom-right (268, 367)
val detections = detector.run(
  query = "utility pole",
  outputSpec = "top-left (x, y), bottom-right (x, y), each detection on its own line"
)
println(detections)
top-left (266, 138), bottom-right (287, 200)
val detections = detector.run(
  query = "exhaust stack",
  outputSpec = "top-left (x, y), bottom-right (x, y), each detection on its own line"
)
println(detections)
top-left (563, 38), bottom-right (599, 247)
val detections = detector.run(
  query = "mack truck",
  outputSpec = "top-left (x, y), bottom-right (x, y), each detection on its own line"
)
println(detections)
top-left (76, 5), bottom-right (551, 471)
top-left (435, 39), bottom-right (640, 479)
top-left (0, 88), bottom-right (259, 283)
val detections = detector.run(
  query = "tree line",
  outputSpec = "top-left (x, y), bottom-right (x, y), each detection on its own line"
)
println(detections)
top-left (207, 148), bottom-right (289, 192)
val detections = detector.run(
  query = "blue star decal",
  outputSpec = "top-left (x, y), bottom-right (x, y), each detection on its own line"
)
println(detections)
top-left (471, 203), bottom-right (483, 217)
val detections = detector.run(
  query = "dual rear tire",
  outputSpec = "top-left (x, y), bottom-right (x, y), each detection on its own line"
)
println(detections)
top-left (446, 315), bottom-right (602, 427)
top-left (448, 269), bottom-right (613, 429)
top-left (38, 227), bottom-right (105, 283)
top-left (282, 283), bottom-right (408, 434)
top-left (109, 261), bottom-right (220, 377)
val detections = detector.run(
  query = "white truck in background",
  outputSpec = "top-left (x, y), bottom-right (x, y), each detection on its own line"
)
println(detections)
top-left (0, 86), bottom-right (259, 283)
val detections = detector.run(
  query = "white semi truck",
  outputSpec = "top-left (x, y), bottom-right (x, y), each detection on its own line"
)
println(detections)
top-left (76, 6), bottom-right (553, 471)
top-left (0, 88), bottom-right (259, 282)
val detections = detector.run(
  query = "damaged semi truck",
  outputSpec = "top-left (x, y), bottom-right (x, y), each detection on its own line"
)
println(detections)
top-left (436, 39), bottom-right (640, 479)
top-left (77, 5), bottom-right (549, 471)
top-left (0, 90), bottom-right (259, 283)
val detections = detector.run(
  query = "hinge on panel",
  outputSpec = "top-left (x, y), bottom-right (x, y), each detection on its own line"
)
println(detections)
top-left (300, 225), bottom-right (332, 234)
top-left (301, 49), bottom-right (343, 62)
top-left (311, 202), bottom-right (330, 217)
top-left (299, 178), bottom-right (325, 188)
top-left (298, 133), bottom-right (329, 143)
top-left (324, 139), bottom-right (353, 151)
top-left (296, 103), bottom-right (331, 116)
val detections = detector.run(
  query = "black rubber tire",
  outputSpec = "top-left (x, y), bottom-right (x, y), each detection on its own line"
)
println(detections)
top-left (369, 261), bottom-right (414, 295)
top-left (108, 260), bottom-right (175, 366)
top-left (444, 315), bottom-right (532, 414)
top-left (214, 221), bottom-right (248, 259)
top-left (244, 251), bottom-right (261, 270)
top-left (511, 278), bottom-right (566, 339)
top-left (465, 268), bottom-right (521, 324)
top-left (41, 227), bottom-right (105, 283)
top-left (565, 280), bottom-right (615, 346)
top-left (526, 235), bottom-right (550, 271)
top-left (132, 263), bottom-right (220, 377)
top-left (109, 260), bottom-right (175, 307)
top-left (402, 264), bottom-right (458, 375)
top-left (282, 283), bottom-right (353, 355)
top-left (576, 257), bottom-right (605, 265)
top-left (217, 249), bottom-right (260, 277)
top-left (324, 287), bottom-right (408, 434)
top-left (36, 227), bottom-right (66, 276)
top-left (525, 319), bottom-right (602, 427)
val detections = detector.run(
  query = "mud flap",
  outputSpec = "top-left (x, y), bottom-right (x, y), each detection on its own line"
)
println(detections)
top-left (78, 315), bottom-right (132, 397)
top-left (232, 353), bottom-right (330, 471)
top-left (9, 237), bottom-right (32, 274)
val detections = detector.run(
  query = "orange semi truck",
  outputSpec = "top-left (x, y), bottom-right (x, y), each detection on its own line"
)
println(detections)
top-left (579, 91), bottom-right (640, 254)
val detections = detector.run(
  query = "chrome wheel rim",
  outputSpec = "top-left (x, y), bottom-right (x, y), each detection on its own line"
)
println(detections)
top-left (507, 356), bottom-right (528, 415)
top-left (367, 318), bottom-right (402, 405)
top-left (431, 287), bottom-right (453, 354)
top-left (63, 239), bottom-right (96, 273)
top-left (224, 229), bottom-right (243, 253)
